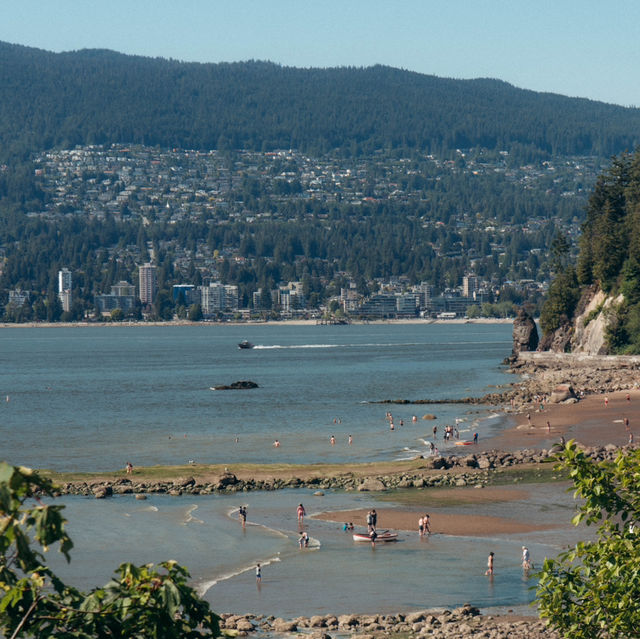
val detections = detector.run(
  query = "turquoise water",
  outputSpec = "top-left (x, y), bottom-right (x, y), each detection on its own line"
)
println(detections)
top-left (0, 323), bottom-right (513, 471)
top-left (3, 323), bottom-right (580, 616)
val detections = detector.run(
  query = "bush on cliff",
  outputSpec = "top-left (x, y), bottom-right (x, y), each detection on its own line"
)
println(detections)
top-left (536, 443), bottom-right (640, 638)
top-left (0, 462), bottom-right (220, 638)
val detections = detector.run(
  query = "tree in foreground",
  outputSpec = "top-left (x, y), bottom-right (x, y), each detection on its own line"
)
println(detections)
top-left (536, 442), bottom-right (640, 638)
top-left (0, 462), bottom-right (220, 638)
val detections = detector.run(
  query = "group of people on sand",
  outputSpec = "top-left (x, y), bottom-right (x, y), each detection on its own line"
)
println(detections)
top-left (418, 514), bottom-right (431, 536)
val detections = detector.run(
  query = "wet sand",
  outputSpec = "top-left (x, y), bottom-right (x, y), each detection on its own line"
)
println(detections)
top-left (315, 506), bottom-right (559, 537)
top-left (481, 388), bottom-right (639, 451)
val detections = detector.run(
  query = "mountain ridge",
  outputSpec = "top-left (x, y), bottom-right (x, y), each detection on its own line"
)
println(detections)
top-left (1, 40), bottom-right (640, 162)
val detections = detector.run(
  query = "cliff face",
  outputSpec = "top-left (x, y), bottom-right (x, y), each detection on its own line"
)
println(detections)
top-left (538, 287), bottom-right (624, 355)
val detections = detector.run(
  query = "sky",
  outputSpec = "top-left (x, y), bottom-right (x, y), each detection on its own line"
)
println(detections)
top-left (2, 1), bottom-right (639, 108)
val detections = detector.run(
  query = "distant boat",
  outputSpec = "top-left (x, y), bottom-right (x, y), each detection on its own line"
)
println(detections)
top-left (238, 340), bottom-right (254, 349)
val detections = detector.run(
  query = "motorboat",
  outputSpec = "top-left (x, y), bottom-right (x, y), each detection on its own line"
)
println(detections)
top-left (238, 340), bottom-right (254, 349)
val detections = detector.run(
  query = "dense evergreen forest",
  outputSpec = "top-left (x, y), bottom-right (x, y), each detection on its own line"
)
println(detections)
top-left (2, 41), bottom-right (640, 163)
top-left (541, 149), bottom-right (640, 352)
top-left (1, 42), bottom-right (640, 321)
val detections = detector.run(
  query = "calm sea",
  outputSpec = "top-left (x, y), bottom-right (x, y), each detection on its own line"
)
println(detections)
top-left (0, 323), bottom-right (514, 471)
top-left (4, 323), bottom-right (578, 617)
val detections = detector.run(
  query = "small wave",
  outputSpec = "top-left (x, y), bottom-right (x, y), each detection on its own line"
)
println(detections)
top-left (487, 413), bottom-right (500, 420)
top-left (197, 555), bottom-right (281, 596)
top-left (183, 504), bottom-right (204, 525)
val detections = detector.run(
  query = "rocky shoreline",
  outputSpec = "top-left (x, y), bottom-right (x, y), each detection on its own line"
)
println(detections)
top-left (58, 442), bottom-right (636, 499)
top-left (217, 604), bottom-right (559, 638)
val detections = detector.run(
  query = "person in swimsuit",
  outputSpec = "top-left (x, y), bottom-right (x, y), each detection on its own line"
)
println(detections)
top-left (256, 563), bottom-right (261, 582)
top-left (297, 503), bottom-right (306, 523)
top-left (485, 551), bottom-right (494, 575)
top-left (418, 516), bottom-right (424, 537)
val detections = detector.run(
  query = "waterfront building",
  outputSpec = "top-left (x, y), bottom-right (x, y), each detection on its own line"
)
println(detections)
top-left (94, 281), bottom-right (136, 314)
top-left (199, 282), bottom-right (239, 316)
top-left (138, 263), bottom-right (157, 305)
top-left (58, 268), bottom-right (72, 312)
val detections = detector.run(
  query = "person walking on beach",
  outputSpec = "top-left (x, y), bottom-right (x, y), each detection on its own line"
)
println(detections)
top-left (297, 503), bottom-right (306, 523)
top-left (485, 551), bottom-right (494, 575)
top-left (255, 563), bottom-right (261, 583)
top-left (546, 420), bottom-right (551, 434)
top-left (371, 509), bottom-right (377, 530)
top-left (418, 516), bottom-right (424, 537)
top-left (366, 510), bottom-right (373, 532)
top-left (423, 513), bottom-right (431, 535)
top-left (125, 461), bottom-right (133, 474)
top-left (473, 432), bottom-right (478, 444)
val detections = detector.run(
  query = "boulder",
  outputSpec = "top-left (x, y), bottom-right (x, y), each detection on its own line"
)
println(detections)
top-left (272, 618), bottom-right (297, 632)
top-left (549, 383), bottom-right (575, 404)
top-left (357, 478), bottom-right (387, 492)
top-left (422, 414), bottom-right (437, 420)
top-left (216, 472), bottom-right (239, 489)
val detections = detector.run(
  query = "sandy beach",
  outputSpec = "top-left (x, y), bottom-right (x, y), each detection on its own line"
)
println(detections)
top-left (313, 388), bottom-right (640, 538)
top-left (483, 388), bottom-right (640, 451)
top-left (314, 486), bottom-right (560, 537)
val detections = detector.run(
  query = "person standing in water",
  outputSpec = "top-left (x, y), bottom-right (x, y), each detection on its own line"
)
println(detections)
top-left (485, 551), bottom-right (494, 575)
top-left (297, 503), bottom-right (306, 523)
top-left (255, 563), bottom-right (261, 583)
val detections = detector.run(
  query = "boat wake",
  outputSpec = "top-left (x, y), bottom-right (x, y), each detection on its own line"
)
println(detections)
top-left (253, 344), bottom-right (338, 349)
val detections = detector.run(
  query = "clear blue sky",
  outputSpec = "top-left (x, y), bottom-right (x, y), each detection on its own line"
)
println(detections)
top-left (3, 1), bottom-right (639, 107)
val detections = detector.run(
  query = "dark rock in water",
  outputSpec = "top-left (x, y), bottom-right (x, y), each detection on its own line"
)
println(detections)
top-left (511, 307), bottom-right (539, 356)
top-left (211, 380), bottom-right (259, 390)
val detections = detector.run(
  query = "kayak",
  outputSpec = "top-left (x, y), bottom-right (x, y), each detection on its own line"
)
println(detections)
top-left (353, 531), bottom-right (398, 542)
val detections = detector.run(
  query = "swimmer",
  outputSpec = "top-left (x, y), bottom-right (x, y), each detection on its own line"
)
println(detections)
top-left (273, 439), bottom-right (280, 447)
top-left (348, 434), bottom-right (353, 445)
top-left (330, 435), bottom-right (336, 446)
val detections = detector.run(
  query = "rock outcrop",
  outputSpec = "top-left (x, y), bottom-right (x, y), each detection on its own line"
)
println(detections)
top-left (511, 307), bottom-right (539, 356)
top-left (210, 380), bottom-right (259, 390)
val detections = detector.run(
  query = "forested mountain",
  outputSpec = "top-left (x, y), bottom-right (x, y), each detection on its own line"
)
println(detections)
top-left (1, 41), bottom-right (640, 163)
top-left (1, 42), bottom-right (640, 323)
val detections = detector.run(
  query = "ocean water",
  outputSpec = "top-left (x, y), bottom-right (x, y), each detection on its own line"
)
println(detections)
top-left (3, 323), bottom-right (579, 616)
top-left (0, 323), bottom-right (514, 471)
top-left (45, 485), bottom-right (581, 618)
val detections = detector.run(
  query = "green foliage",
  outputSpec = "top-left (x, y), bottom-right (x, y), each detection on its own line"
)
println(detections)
top-left (539, 266), bottom-right (580, 335)
top-left (536, 443), bottom-right (640, 638)
top-left (543, 149), bottom-right (640, 351)
top-left (581, 301), bottom-right (604, 327)
top-left (0, 462), bottom-right (220, 638)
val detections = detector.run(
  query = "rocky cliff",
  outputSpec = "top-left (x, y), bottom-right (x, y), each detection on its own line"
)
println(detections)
top-left (537, 287), bottom-right (623, 355)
